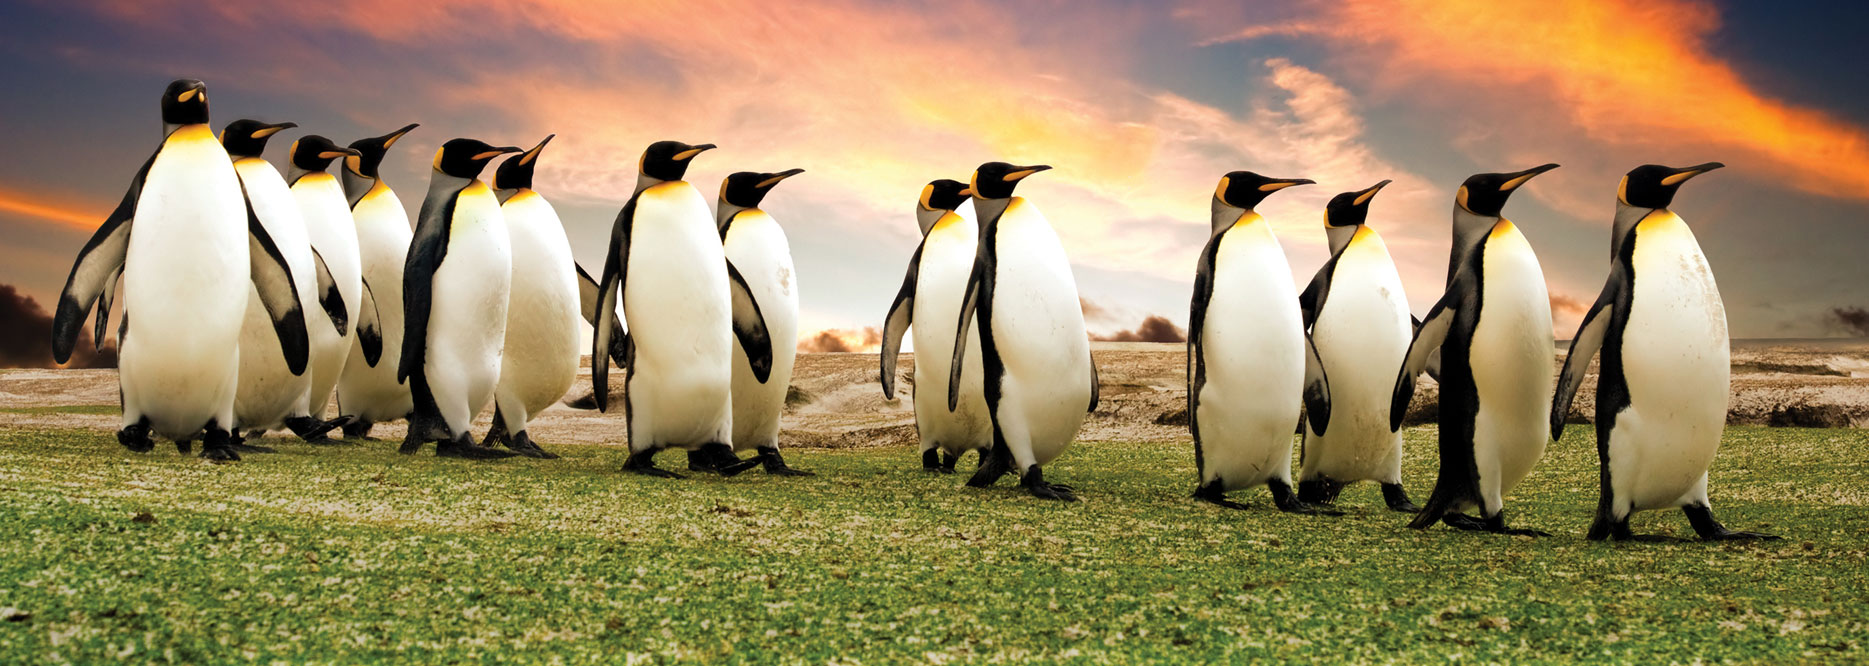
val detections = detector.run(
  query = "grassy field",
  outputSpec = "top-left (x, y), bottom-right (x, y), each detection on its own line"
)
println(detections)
top-left (0, 425), bottom-right (1863, 664)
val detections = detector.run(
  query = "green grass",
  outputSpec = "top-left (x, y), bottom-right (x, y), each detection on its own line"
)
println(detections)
top-left (0, 425), bottom-right (1863, 664)
top-left (0, 405), bottom-right (119, 415)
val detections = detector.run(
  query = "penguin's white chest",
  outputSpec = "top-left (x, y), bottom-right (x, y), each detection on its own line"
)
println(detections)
top-left (723, 210), bottom-right (799, 447)
top-left (624, 181), bottom-right (732, 446)
top-left (496, 191), bottom-right (581, 419)
top-left (231, 158), bottom-right (318, 427)
top-left (984, 198), bottom-right (1090, 467)
top-left (1468, 223), bottom-right (1553, 505)
top-left (1303, 229), bottom-right (1410, 482)
top-left (1611, 212), bottom-right (1729, 511)
top-left (913, 214), bottom-right (990, 453)
top-left (337, 183), bottom-right (415, 422)
top-left (429, 183), bottom-right (512, 405)
top-left (1196, 217), bottom-right (1303, 487)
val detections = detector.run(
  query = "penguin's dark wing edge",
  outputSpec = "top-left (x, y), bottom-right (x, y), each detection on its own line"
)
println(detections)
top-left (1298, 252), bottom-right (1344, 331)
top-left (1087, 353), bottom-right (1099, 413)
top-left (947, 255), bottom-right (986, 412)
top-left (310, 247), bottom-right (350, 336)
top-left (93, 265), bottom-right (123, 351)
top-left (1302, 333), bottom-right (1331, 435)
top-left (880, 240), bottom-right (925, 398)
top-left (726, 259), bottom-right (774, 384)
top-left (356, 279), bottom-right (383, 367)
top-left (590, 196), bottom-right (636, 411)
top-left (1390, 288), bottom-right (1461, 432)
top-left (575, 262), bottom-right (628, 369)
top-left (244, 190), bottom-right (312, 376)
top-left (399, 187), bottom-right (456, 385)
top-left (1550, 274), bottom-right (1620, 439)
top-left (51, 148), bottom-right (156, 363)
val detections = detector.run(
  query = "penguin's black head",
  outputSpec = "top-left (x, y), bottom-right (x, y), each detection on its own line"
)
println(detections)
top-left (219, 119), bottom-right (298, 159)
top-left (433, 138), bottom-right (521, 179)
top-left (1214, 171), bottom-right (1314, 210)
top-left (345, 123), bottom-right (419, 179)
top-left (494, 134), bottom-right (555, 191)
top-left (719, 168), bottom-right (804, 209)
top-left (639, 140), bottom-right (715, 182)
top-left (970, 162), bottom-right (1051, 200)
top-left (290, 135), bottom-right (361, 172)
top-left (1619, 162), bottom-right (1724, 209)
top-left (161, 79), bottom-right (211, 127)
top-left (1324, 179), bottom-right (1391, 227)
top-left (920, 179), bottom-right (973, 212)
top-left (1456, 163), bottom-right (1559, 217)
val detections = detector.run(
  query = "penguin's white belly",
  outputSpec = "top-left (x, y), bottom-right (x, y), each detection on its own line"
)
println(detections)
top-left (230, 159), bottom-right (318, 430)
top-left (294, 174), bottom-right (362, 416)
top-left (1610, 214), bottom-right (1729, 512)
top-left (985, 199), bottom-right (1090, 468)
top-left (624, 182), bottom-right (732, 449)
top-left (1468, 226), bottom-right (1553, 510)
top-left (912, 221), bottom-right (990, 455)
top-left (725, 211), bottom-right (798, 450)
top-left (119, 125), bottom-right (248, 438)
top-left (1302, 239), bottom-right (1410, 483)
top-left (338, 185), bottom-right (414, 423)
top-left (495, 192), bottom-right (581, 430)
top-left (1195, 222), bottom-right (1302, 489)
top-left (427, 187), bottom-right (511, 431)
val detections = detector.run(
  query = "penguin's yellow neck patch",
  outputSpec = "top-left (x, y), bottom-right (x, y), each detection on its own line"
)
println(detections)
top-left (1348, 224), bottom-right (1375, 247)
top-left (1230, 211), bottom-right (1264, 229)
top-left (1489, 219), bottom-right (1517, 239)
top-left (504, 189), bottom-right (537, 204)
top-left (1635, 209), bottom-right (1685, 235)
top-left (297, 172), bottom-right (336, 185)
top-left (168, 123), bottom-right (216, 146)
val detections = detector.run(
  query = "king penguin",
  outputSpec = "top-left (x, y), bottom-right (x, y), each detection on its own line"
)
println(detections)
top-left (335, 123), bottom-right (420, 440)
top-left (1295, 180), bottom-right (1420, 512)
top-left (399, 138), bottom-right (524, 459)
top-left (285, 134), bottom-right (366, 441)
top-left (223, 119), bottom-right (342, 453)
top-left (950, 162), bottom-right (1095, 501)
top-left (718, 167), bottom-right (814, 475)
top-left (590, 141), bottom-right (773, 477)
top-left (481, 135), bottom-right (578, 459)
top-left (1391, 164), bottom-right (1560, 535)
top-left (881, 179), bottom-right (992, 473)
top-left (51, 79), bottom-right (310, 460)
top-left (1550, 163), bottom-right (1778, 541)
top-left (1186, 171), bottom-right (1335, 513)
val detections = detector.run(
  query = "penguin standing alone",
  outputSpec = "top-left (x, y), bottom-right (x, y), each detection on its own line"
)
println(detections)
top-left (1296, 180), bottom-right (1419, 512)
top-left (1186, 171), bottom-right (1335, 513)
top-left (399, 138), bottom-right (523, 459)
top-left (1550, 163), bottom-right (1778, 541)
top-left (718, 168), bottom-right (814, 475)
top-left (51, 79), bottom-right (310, 460)
top-left (881, 179), bottom-right (992, 473)
top-left (481, 135), bottom-right (577, 459)
top-left (1391, 165), bottom-right (1560, 535)
top-left (285, 135), bottom-right (365, 441)
top-left (590, 141), bottom-right (773, 477)
top-left (950, 162), bottom-right (1095, 501)
top-left (335, 123), bottom-right (420, 439)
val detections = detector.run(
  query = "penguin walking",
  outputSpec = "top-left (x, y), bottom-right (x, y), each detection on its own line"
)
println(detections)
top-left (718, 168), bottom-right (814, 475)
top-left (51, 79), bottom-right (310, 460)
top-left (881, 179), bottom-right (992, 473)
top-left (1391, 165), bottom-right (1561, 536)
top-left (590, 141), bottom-right (773, 477)
top-left (285, 135), bottom-right (366, 441)
top-left (1187, 172), bottom-right (1335, 513)
top-left (335, 123), bottom-right (420, 440)
top-left (480, 135), bottom-right (577, 459)
top-left (398, 138), bottom-right (524, 459)
top-left (1550, 163), bottom-right (1778, 541)
top-left (950, 162), bottom-right (1095, 501)
top-left (224, 119), bottom-right (352, 452)
top-left (1295, 180), bottom-right (1419, 512)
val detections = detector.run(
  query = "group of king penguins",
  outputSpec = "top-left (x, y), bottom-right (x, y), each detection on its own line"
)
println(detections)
top-left (882, 161), bottom-right (1779, 542)
top-left (51, 79), bottom-right (1776, 542)
top-left (49, 78), bottom-right (812, 477)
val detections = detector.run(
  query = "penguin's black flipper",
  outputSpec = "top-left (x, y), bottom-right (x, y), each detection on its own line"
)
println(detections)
top-left (52, 148), bottom-right (156, 364)
top-left (93, 265), bottom-right (122, 352)
top-left (948, 256), bottom-right (987, 412)
top-left (245, 194), bottom-right (312, 376)
top-left (1391, 290), bottom-right (1460, 432)
top-left (591, 196), bottom-right (636, 411)
top-left (575, 262), bottom-right (628, 368)
top-left (310, 247), bottom-right (350, 336)
top-left (880, 240), bottom-right (925, 399)
top-left (1301, 333), bottom-right (1331, 436)
top-left (1550, 276), bottom-right (1619, 440)
top-left (356, 278), bottom-right (383, 367)
top-left (1298, 252), bottom-right (1343, 331)
top-left (1087, 356), bottom-right (1100, 413)
top-left (725, 259), bottom-right (774, 384)
top-left (399, 184), bottom-right (456, 386)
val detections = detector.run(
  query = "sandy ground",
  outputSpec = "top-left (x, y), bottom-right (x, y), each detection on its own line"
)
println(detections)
top-left (5, 340), bottom-right (1867, 448)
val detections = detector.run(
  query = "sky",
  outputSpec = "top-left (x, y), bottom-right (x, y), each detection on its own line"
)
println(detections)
top-left (3, 0), bottom-right (1867, 357)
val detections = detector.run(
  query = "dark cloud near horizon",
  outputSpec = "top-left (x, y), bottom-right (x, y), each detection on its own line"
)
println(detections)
top-left (798, 327), bottom-right (882, 353)
top-left (1091, 315), bottom-right (1186, 343)
top-left (0, 283), bottom-right (115, 368)
top-left (1828, 307), bottom-right (1869, 336)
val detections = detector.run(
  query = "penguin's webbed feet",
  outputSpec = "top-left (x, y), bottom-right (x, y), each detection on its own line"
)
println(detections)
top-left (435, 434), bottom-right (519, 460)
top-left (1683, 505), bottom-right (1781, 541)
top-left (284, 415), bottom-right (345, 444)
top-left (198, 427), bottom-right (240, 463)
top-left (1451, 512), bottom-right (1549, 537)
top-left (501, 431), bottom-right (561, 460)
top-left (1270, 479), bottom-right (1342, 516)
top-left (921, 448), bottom-right (950, 473)
top-left (1192, 481), bottom-right (1251, 510)
top-left (117, 419), bottom-right (154, 453)
top-left (1381, 483), bottom-right (1421, 513)
top-left (686, 444), bottom-right (761, 476)
top-left (965, 447), bottom-right (1014, 488)
top-left (228, 430), bottom-right (275, 454)
top-left (758, 447), bottom-right (814, 476)
top-left (1020, 466), bottom-right (1078, 502)
top-left (340, 417), bottom-right (375, 441)
top-left (624, 449), bottom-right (686, 478)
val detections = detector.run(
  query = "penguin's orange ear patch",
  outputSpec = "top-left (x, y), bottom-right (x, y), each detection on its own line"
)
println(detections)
top-left (432, 147), bottom-right (446, 171)
top-left (1616, 176), bottom-right (1630, 205)
top-left (919, 183), bottom-right (936, 210)
top-left (1213, 176), bottom-right (1230, 203)
top-left (1456, 185), bottom-right (1471, 212)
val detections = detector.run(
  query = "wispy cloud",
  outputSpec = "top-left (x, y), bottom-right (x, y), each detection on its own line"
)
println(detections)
top-left (0, 189), bottom-right (104, 230)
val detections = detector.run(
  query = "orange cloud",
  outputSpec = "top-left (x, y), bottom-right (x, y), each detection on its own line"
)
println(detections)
top-left (0, 189), bottom-right (103, 230)
top-left (798, 327), bottom-right (882, 353)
